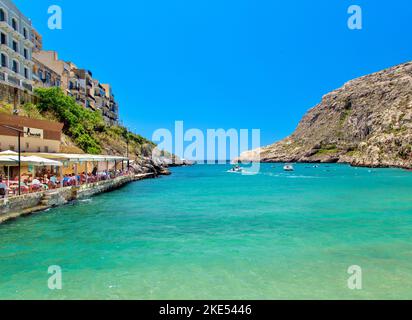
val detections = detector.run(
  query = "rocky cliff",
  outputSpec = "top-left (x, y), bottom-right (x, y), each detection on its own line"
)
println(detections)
top-left (238, 61), bottom-right (412, 168)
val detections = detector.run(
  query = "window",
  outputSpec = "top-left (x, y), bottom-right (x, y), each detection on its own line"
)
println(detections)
top-left (1, 32), bottom-right (6, 45)
top-left (23, 28), bottom-right (28, 39)
top-left (23, 48), bottom-right (28, 59)
top-left (9, 146), bottom-right (15, 151)
top-left (12, 40), bottom-right (18, 52)
top-left (44, 146), bottom-right (49, 153)
top-left (12, 60), bottom-right (18, 73)
top-left (38, 70), bottom-right (43, 79)
top-left (24, 67), bottom-right (28, 79)
top-left (12, 19), bottom-right (17, 31)
top-left (1, 53), bottom-right (7, 67)
top-left (0, 9), bottom-right (5, 22)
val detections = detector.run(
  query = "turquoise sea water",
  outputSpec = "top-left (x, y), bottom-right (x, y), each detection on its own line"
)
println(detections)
top-left (1, 163), bottom-right (412, 300)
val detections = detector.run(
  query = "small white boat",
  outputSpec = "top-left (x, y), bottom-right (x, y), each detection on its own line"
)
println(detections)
top-left (283, 164), bottom-right (294, 172)
top-left (228, 165), bottom-right (244, 173)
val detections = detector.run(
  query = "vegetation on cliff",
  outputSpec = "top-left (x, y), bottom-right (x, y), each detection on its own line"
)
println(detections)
top-left (0, 87), bottom-right (155, 157)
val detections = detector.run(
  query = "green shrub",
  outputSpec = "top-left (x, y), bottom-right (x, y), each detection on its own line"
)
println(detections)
top-left (35, 87), bottom-right (104, 154)
top-left (34, 87), bottom-right (154, 156)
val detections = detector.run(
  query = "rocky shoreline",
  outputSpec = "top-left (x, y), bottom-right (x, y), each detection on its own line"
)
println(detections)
top-left (131, 157), bottom-right (193, 176)
top-left (237, 61), bottom-right (412, 169)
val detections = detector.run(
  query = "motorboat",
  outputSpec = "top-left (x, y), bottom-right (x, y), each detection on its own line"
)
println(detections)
top-left (228, 165), bottom-right (244, 173)
top-left (283, 164), bottom-right (294, 172)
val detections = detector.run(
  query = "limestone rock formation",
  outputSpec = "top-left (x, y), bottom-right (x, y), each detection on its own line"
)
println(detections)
top-left (238, 61), bottom-right (412, 168)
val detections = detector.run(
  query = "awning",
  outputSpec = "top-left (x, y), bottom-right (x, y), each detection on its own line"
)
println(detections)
top-left (0, 155), bottom-right (63, 167)
top-left (24, 153), bottom-right (128, 163)
top-left (0, 150), bottom-right (18, 155)
top-left (0, 156), bottom-right (18, 165)
top-left (22, 156), bottom-right (63, 167)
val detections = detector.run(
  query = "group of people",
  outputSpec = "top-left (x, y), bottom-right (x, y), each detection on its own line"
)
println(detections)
top-left (0, 167), bottom-right (127, 198)
top-left (0, 167), bottom-right (130, 198)
top-left (62, 170), bottom-right (116, 187)
top-left (0, 174), bottom-right (58, 197)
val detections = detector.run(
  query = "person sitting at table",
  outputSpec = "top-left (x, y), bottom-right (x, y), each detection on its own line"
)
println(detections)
top-left (87, 172), bottom-right (95, 183)
top-left (32, 178), bottom-right (41, 185)
top-left (63, 175), bottom-right (71, 187)
top-left (43, 175), bottom-right (50, 184)
top-left (40, 177), bottom-right (49, 190)
top-left (12, 181), bottom-right (29, 194)
top-left (31, 178), bottom-right (43, 192)
top-left (49, 175), bottom-right (58, 188)
top-left (0, 177), bottom-right (7, 199)
top-left (68, 174), bottom-right (77, 186)
top-left (71, 174), bottom-right (77, 185)
top-left (83, 172), bottom-right (91, 184)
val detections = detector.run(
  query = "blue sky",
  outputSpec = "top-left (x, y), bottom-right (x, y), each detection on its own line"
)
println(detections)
top-left (15, 0), bottom-right (412, 153)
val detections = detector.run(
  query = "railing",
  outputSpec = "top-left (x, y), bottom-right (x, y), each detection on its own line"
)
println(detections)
top-left (7, 75), bottom-right (19, 86)
top-left (0, 70), bottom-right (34, 92)
top-left (22, 82), bottom-right (32, 91)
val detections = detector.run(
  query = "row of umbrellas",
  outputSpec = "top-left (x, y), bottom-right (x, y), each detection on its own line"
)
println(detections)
top-left (0, 150), bottom-right (63, 166)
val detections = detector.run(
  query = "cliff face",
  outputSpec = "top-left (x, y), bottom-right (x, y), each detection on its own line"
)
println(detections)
top-left (238, 61), bottom-right (412, 168)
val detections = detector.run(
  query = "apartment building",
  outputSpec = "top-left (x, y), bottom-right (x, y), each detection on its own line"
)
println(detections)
top-left (0, 0), bottom-right (34, 91)
top-left (31, 28), bottom-right (42, 52)
top-left (67, 69), bottom-right (119, 125)
top-left (101, 84), bottom-right (119, 126)
top-left (30, 49), bottom-right (120, 126)
top-left (32, 51), bottom-right (71, 93)
top-left (32, 55), bottom-right (61, 88)
top-left (70, 68), bottom-right (95, 110)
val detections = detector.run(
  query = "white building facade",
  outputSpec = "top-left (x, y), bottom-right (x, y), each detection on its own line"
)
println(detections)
top-left (0, 0), bottom-right (34, 91)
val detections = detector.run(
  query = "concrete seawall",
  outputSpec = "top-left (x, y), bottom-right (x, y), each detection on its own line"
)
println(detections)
top-left (0, 173), bottom-right (155, 224)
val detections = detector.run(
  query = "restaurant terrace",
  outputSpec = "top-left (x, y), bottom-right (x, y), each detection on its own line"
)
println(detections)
top-left (0, 151), bottom-right (129, 197)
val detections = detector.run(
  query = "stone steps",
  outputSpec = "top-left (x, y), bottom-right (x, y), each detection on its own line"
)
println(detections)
top-left (40, 193), bottom-right (56, 206)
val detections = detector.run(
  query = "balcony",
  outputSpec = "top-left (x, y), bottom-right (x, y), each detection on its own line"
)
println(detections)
top-left (0, 70), bottom-right (32, 91)
top-left (2, 46), bottom-right (33, 66)
top-left (7, 74), bottom-right (19, 86)
top-left (0, 43), bottom-right (14, 56)
top-left (22, 82), bottom-right (32, 91)
top-left (23, 38), bottom-right (34, 48)
top-left (3, 66), bottom-right (25, 81)
top-left (88, 100), bottom-right (96, 111)
top-left (0, 21), bottom-right (13, 34)
top-left (87, 94), bottom-right (96, 102)
top-left (0, 22), bottom-right (25, 41)
top-left (13, 31), bottom-right (24, 41)
top-left (22, 59), bottom-right (34, 67)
